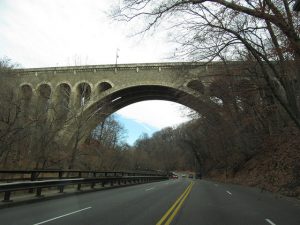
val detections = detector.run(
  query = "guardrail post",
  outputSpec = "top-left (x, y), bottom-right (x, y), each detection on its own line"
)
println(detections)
top-left (59, 185), bottom-right (64, 193)
top-left (110, 180), bottom-right (114, 186)
top-left (118, 180), bottom-right (121, 185)
top-left (91, 183), bottom-right (95, 189)
top-left (77, 184), bottom-right (81, 191)
top-left (36, 188), bottom-right (43, 197)
top-left (59, 171), bottom-right (63, 179)
top-left (30, 171), bottom-right (36, 181)
top-left (29, 171), bottom-right (37, 193)
top-left (3, 191), bottom-right (11, 202)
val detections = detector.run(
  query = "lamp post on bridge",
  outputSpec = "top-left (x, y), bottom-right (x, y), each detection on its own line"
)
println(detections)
top-left (115, 48), bottom-right (120, 67)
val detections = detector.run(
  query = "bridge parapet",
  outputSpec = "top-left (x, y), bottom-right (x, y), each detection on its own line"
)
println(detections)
top-left (14, 61), bottom-right (248, 76)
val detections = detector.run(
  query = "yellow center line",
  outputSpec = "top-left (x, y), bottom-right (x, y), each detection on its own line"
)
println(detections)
top-left (164, 182), bottom-right (194, 225)
top-left (156, 182), bottom-right (194, 225)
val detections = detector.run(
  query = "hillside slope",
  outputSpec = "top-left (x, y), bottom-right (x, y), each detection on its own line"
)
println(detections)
top-left (207, 131), bottom-right (300, 198)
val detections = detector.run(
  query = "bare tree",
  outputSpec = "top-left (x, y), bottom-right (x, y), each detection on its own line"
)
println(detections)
top-left (114, 0), bottom-right (300, 128)
top-left (0, 59), bottom-right (33, 169)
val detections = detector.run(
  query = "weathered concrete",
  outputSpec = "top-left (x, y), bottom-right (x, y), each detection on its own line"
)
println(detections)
top-left (3, 62), bottom-right (248, 148)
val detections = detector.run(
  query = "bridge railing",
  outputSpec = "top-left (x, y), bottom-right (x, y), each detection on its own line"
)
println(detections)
top-left (0, 170), bottom-right (168, 202)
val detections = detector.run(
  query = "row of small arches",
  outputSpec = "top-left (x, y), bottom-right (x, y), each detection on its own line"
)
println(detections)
top-left (20, 80), bottom-right (203, 100)
top-left (20, 81), bottom-right (113, 107)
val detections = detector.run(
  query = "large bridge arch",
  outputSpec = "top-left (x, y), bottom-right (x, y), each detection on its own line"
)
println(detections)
top-left (61, 83), bottom-right (222, 149)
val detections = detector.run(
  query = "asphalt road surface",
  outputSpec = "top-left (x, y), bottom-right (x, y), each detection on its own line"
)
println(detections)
top-left (0, 179), bottom-right (299, 225)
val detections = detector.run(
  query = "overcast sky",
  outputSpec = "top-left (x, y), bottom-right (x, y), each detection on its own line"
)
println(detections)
top-left (0, 0), bottom-right (192, 139)
top-left (0, 0), bottom-right (178, 67)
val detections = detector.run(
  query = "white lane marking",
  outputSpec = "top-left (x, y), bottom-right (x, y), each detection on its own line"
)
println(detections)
top-left (145, 187), bottom-right (155, 191)
top-left (265, 218), bottom-right (276, 225)
top-left (226, 191), bottom-right (232, 195)
top-left (33, 207), bottom-right (92, 225)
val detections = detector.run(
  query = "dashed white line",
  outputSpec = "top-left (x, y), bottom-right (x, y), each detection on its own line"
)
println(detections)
top-left (265, 218), bottom-right (276, 225)
top-left (226, 191), bottom-right (232, 195)
top-left (145, 187), bottom-right (155, 191)
top-left (33, 207), bottom-right (92, 225)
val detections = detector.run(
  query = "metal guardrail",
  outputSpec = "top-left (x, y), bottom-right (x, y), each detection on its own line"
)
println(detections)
top-left (0, 169), bottom-right (164, 182)
top-left (0, 170), bottom-right (168, 202)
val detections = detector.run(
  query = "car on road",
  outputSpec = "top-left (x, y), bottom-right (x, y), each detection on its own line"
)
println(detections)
top-left (188, 174), bottom-right (193, 179)
top-left (171, 174), bottom-right (178, 179)
top-left (169, 172), bottom-right (178, 179)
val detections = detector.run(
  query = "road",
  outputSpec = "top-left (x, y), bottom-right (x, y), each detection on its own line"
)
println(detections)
top-left (0, 179), bottom-right (299, 225)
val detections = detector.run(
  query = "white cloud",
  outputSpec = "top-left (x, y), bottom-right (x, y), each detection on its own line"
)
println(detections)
top-left (116, 100), bottom-right (192, 129)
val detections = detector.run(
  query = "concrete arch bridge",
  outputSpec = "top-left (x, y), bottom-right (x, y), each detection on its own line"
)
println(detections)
top-left (9, 62), bottom-right (248, 149)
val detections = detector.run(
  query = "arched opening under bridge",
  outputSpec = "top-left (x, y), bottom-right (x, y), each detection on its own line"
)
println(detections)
top-left (61, 84), bottom-right (222, 148)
